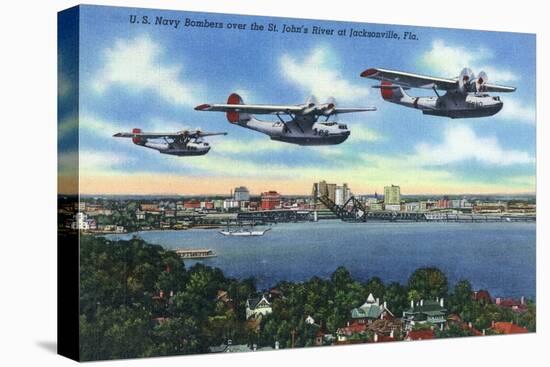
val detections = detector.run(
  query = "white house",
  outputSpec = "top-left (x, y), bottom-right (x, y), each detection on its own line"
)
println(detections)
top-left (246, 294), bottom-right (273, 320)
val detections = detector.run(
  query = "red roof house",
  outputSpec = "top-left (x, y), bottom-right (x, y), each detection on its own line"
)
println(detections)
top-left (492, 322), bottom-right (528, 335)
top-left (406, 329), bottom-right (435, 341)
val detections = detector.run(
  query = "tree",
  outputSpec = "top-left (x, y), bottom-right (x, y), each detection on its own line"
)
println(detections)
top-left (407, 289), bottom-right (421, 303)
top-left (449, 279), bottom-right (473, 315)
top-left (407, 267), bottom-right (448, 300)
top-left (364, 277), bottom-right (385, 300)
top-left (151, 316), bottom-right (202, 356)
top-left (436, 323), bottom-right (473, 338)
top-left (331, 266), bottom-right (353, 290)
top-left (80, 306), bottom-right (153, 361)
top-left (384, 282), bottom-right (408, 315)
top-left (519, 302), bottom-right (536, 332)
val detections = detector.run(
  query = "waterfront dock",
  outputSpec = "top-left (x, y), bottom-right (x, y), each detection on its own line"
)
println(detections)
top-left (175, 248), bottom-right (217, 259)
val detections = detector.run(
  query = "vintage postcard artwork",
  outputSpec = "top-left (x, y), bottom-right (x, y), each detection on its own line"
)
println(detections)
top-left (58, 4), bottom-right (536, 361)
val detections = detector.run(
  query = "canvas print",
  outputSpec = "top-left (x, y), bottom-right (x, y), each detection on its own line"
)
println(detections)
top-left (57, 4), bottom-right (536, 361)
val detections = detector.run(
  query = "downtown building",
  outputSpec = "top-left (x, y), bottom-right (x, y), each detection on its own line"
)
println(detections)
top-left (312, 180), bottom-right (352, 209)
top-left (384, 185), bottom-right (401, 211)
top-left (233, 186), bottom-right (250, 202)
top-left (260, 191), bottom-right (281, 210)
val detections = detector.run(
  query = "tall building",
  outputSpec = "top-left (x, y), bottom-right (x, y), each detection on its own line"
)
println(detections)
top-left (334, 183), bottom-right (352, 205)
top-left (261, 191), bottom-right (281, 210)
top-left (313, 180), bottom-right (353, 207)
top-left (234, 186), bottom-right (250, 201)
top-left (437, 197), bottom-right (451, 209)
top-left (384, 185), bottom-right (401, 205)
top-left (343, 183), bottom-right (351, 203)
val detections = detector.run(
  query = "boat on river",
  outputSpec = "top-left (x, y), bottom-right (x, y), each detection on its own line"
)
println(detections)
top-left (219, 227), bottom-right (271, 236)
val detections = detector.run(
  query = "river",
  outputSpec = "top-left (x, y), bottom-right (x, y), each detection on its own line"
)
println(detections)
top-left (107, 221), bottom-right (536, 299)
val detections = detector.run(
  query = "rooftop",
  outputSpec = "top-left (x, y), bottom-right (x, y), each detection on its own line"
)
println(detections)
top-left (407, 329), bottom-right (435, 341)
top-left (492, 322), bottom-right (528, 335)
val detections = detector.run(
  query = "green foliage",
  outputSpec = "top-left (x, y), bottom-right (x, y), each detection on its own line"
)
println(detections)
top-left (331, 266), bottom-right (353, 290)
top-left (385, 282), bottom-right (408, 315)
top-left (151, 316), bottom-right (202, 355)
top-left (364, 277), bottom-right (385, 300)
top-left (79, 236), bottom-right (231, 359)
top-left (449, 279), bottom-right (473, 315)
top-left (79, 235), bottom-right (535, 360)
top-left (80, 306), bottom-right (153, 361)
top-left (436, 323), bottom-right (473, 338)
top-left (407, 267), bottom-right (448, 300)
top-left (520, 303), bottom-right (536, 332)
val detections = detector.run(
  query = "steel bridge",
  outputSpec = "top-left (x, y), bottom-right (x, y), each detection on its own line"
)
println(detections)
top-left (316, 195), bottom-right (369, 222)
top-left (315, 195), bottom-right (535, 223)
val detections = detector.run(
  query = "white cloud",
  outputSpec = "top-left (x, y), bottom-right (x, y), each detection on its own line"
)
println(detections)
top-left (92, 35), bottom-right (203, 106)
top-left (79, 150), bottom-right (133, 175)
top-left (496, 97), bottom-right (536, 124)
top-left (413, 124), bottom-right (534, 166)
top-left (349, 125), bottom-right (383, 143)
top-left (80, 114), bottom-right (115, 132)
top-left (280, 47), bottom-right (370, 103)
top-left (420, 40), bottom-right (518, 83)
top-left (214, 138), bottom-right (299, 155)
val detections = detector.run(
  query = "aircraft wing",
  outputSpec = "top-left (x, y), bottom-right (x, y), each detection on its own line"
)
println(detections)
top-left (361, 67), bottom-right (459, 91)
top-left (483, 83), bottom-right (516, 93)
top-left (113, 132), bottom-right (181, 139)
top-left (190, 131), bottom-right (228, 137)
top-left (195, 103), bottom-right (306, 115)
top-left (333, 107), bottom-right (377, 113)
top-left (114, 131), bottom-right (227, 138)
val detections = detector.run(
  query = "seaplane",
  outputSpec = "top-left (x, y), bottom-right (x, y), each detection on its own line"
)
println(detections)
top-left (360, 67), bottom-right (516, 118)
top-left (113, 128), bottom-right (227, 156)
top-left (194, 93), bottom-right (376, 145)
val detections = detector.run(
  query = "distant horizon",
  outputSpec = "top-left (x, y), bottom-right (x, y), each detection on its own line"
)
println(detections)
top-left (64, 191), bottom-right (537, 199)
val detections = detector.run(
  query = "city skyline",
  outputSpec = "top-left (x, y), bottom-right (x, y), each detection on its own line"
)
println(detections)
top-left (59, 6), bottom-right (536, 196)
top-left (72, 179), bottom-right (536, 198)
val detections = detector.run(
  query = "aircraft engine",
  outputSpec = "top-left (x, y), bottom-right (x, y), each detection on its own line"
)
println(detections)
top-left (305, 95), bottom-right (318, 108)
top-left (302, 95), bottom-right (319, 114)
top-left (458, 67), bottom-right (475, 93)
top-left (475, 71), bottom-right (488, 92)
top-left (322, 97), bottom-right (336, 116)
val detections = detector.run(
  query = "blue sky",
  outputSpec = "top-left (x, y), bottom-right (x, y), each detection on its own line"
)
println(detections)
top-left (59, 5), bottom-right (536, 195)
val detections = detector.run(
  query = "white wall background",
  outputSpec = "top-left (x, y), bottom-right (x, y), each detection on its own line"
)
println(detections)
top-left (0, 0), bottom-right (546, 366)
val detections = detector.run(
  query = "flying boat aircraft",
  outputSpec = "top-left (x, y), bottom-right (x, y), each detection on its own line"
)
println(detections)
top-left (194, 93), bottom-right (376, 145)
top-left (360, 67), bottom-right (516, 118)
top-left (113, 128), bottom-right (227, 156)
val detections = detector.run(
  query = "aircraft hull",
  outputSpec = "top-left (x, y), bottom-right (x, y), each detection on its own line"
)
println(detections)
top-left (159, 149), bottom-right (210, 156)
top-left (270, 134), bottom-right (349, 146)
top-left (423, 103), bottom-right (503, 119)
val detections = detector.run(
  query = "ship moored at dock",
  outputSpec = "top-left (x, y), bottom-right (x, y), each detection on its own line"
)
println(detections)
top-left (175, 248), bottom-right (217, 259)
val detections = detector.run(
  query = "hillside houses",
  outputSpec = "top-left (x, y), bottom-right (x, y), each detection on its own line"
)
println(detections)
top-left (403, 298), bottom-right (447, 331)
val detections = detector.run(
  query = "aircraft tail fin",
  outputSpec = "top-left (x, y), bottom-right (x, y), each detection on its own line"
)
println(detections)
top-left (226, 93), bottom-right (251, 124)
top-left (132, 128), bottom-right (145, 145)
top-left (377, 81), bottom-right (407, 101)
